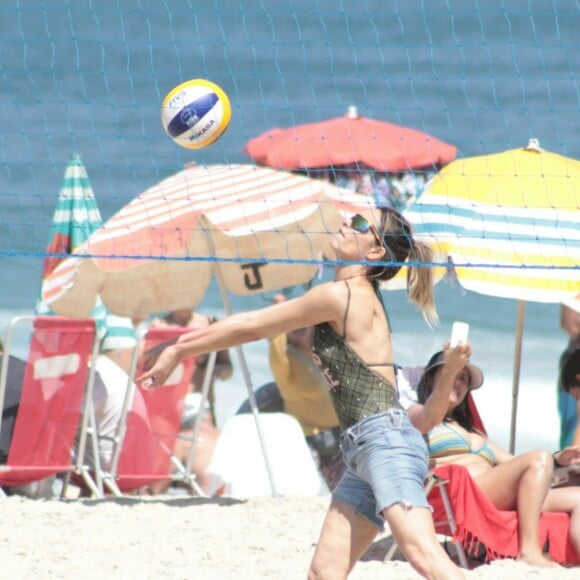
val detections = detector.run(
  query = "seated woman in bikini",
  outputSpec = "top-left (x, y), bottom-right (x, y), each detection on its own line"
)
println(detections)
top-left (407, 348), bottom-right (580, 568)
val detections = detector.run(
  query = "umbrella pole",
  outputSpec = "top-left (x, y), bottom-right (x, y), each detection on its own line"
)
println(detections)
top-left (208, 258), bottom-right (280, 498)
top-left (509, 300), bottom-right (526, 454)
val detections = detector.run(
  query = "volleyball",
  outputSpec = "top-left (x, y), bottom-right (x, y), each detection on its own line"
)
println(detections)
top-left (161, 79), bottom-right (231, 149)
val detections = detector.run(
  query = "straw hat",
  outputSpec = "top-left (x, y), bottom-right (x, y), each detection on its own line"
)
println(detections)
top-left (423, 350), bottom-right (484, 390)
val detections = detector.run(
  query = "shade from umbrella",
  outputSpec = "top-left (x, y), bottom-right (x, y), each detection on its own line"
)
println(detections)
top-left (404, 140), bottom-right (580, 451)
top-left (41, 163), bottom-right (376, 319)
top-left (37, 154), bottom-right (136, 352)
top-left (243, 107), bottom-right (457, 172)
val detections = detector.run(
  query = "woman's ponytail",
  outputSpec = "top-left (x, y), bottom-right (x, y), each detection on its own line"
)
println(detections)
top-left (407, 239), bottom-right (438, 327)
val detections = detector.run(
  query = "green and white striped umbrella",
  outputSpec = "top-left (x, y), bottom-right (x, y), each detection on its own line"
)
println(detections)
top-left (37, 154), bottom-right (136, 352)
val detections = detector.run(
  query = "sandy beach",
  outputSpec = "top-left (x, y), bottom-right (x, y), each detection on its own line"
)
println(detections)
top-left (1, 494), bottom-right (578, 579)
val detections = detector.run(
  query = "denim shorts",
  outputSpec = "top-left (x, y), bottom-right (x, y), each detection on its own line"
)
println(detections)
top-left (332, 409), bottom-right (431, 529)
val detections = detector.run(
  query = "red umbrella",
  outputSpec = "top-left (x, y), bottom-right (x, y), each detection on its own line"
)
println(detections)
top-left (244, 106), bottom-right (457, 172)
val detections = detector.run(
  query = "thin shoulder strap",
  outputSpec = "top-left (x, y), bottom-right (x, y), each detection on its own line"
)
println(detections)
top-left (342, 280), bottom-right (351, 339)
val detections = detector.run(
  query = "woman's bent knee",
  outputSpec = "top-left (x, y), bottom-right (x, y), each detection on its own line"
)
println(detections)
top-left (528, 450), bottom-right (553, 471)
top-left (526, 450), bottom-right (553, 482)
top-left (308, 558), bottom-right (349, 580)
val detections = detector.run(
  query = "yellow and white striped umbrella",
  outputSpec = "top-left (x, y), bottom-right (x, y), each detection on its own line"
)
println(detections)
top-left (405, 141), bottom-right (579, 302)
top-left (405, 140), bottom-right (580, 451)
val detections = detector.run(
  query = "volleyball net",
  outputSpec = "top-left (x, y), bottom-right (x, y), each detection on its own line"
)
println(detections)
top-left (1, 1), bottom-right (578, 317)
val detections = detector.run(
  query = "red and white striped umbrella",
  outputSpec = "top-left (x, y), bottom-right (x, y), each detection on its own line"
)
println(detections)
top-left (42, 164), bottom-right (374, 318)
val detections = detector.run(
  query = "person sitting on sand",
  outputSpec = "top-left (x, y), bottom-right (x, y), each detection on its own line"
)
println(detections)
top-left (137, 209), bottom-right (465, 580)
top-left (407, 349), bottom-right (580, 567)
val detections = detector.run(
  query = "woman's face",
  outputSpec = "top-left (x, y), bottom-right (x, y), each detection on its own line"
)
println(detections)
top-left (330, 215), bottom-right (381, 259)
top-left (434, 365), bottom-right (471, 411)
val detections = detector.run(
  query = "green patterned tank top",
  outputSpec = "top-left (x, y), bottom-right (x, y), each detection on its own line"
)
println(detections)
top-left (311, 283), bottom-right (402, 430)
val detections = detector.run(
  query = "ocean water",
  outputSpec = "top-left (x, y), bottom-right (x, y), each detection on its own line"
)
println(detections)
top-left (1, 0), bottom-right (578, 454)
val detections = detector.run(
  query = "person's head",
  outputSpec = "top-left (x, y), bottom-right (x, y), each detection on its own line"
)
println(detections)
top-left (562, 348), bottom-right (580, 400)
top-left (164, 309), bottom-right (193, 327)
top-left (333, 210), bottom-right (438, 326)
top-left (416, 350), bottom-right (484, 431)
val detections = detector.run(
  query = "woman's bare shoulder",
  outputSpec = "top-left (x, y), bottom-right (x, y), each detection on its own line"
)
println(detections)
top-left (294, 281), bottom-right (348, 323)
top-left (303, 280), bottom-right (349, 307)
top-left (310, 279), bottom-right (351, 298)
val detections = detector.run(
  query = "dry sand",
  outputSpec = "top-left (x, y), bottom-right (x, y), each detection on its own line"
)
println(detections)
top-left (1, 494), bottom-right (579, 579)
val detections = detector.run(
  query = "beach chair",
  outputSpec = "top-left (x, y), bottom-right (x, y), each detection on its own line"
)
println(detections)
top-left (425, 463), bottom-right (579, 565)
top-left (0, 315), bottom-right (102, 498)
top-left (384, 393), bottom-right (580, 566)
top-left (381, 461), bottom-right (471, 567)
top-left (102, 326), bottom-right (203, 496)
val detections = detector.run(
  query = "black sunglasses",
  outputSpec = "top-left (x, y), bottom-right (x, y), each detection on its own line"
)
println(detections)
top-left (350, 214), bottom-right (383, 248)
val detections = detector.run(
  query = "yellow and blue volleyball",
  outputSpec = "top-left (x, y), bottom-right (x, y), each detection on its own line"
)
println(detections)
top-left (160, 79), bottom-right (231, 149)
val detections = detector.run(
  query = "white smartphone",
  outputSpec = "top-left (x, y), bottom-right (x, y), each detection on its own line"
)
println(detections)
top-left (450, 321), bottom-right (469, 347)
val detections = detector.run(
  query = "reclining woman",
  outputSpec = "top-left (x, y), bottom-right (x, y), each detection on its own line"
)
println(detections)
top-left (138, 209), bottom-right (464, 580)
top-left (408, 349), bottom-right (580, 567)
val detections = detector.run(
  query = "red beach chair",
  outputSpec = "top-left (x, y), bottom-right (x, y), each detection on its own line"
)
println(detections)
top-left (103, 326), bottom-right (202, 495)
top-left (0, 316), bottom-right (101, 497)
top-left (385, 393), bottom-right (580, 566)
top-left (427, 463), bottom-right (579, 565)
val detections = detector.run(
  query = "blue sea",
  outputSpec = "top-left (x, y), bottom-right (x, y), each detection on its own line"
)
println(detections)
top-left (1, 0), bottom-right (578, 454)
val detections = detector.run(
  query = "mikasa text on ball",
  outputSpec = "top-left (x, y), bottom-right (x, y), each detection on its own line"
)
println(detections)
top-left (161, 79), bottom-right (231, 149)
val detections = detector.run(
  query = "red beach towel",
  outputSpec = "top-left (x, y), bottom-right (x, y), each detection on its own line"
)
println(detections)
top-left (430, 464), bottom-right (580, 565)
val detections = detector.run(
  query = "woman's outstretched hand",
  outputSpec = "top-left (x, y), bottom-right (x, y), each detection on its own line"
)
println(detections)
top-left (136, 338), bottom-right (180, 389)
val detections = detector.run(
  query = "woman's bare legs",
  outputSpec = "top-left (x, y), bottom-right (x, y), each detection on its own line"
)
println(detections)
top-left (542, 486), bottom-right (580, 557)
top-left (474, 450), bottom-right (557, 567)
top-left (308, 500), bottom-right (378, 580)
top-left (309, 499), bottom-right (464, 580)
top-left (385, 504), bottom-right (465, 579)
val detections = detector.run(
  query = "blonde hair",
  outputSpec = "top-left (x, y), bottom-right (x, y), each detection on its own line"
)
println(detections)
top-left (371, 209), bottom-right (438, 327)
top-left (407, 239), bottom-right (438, 327)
